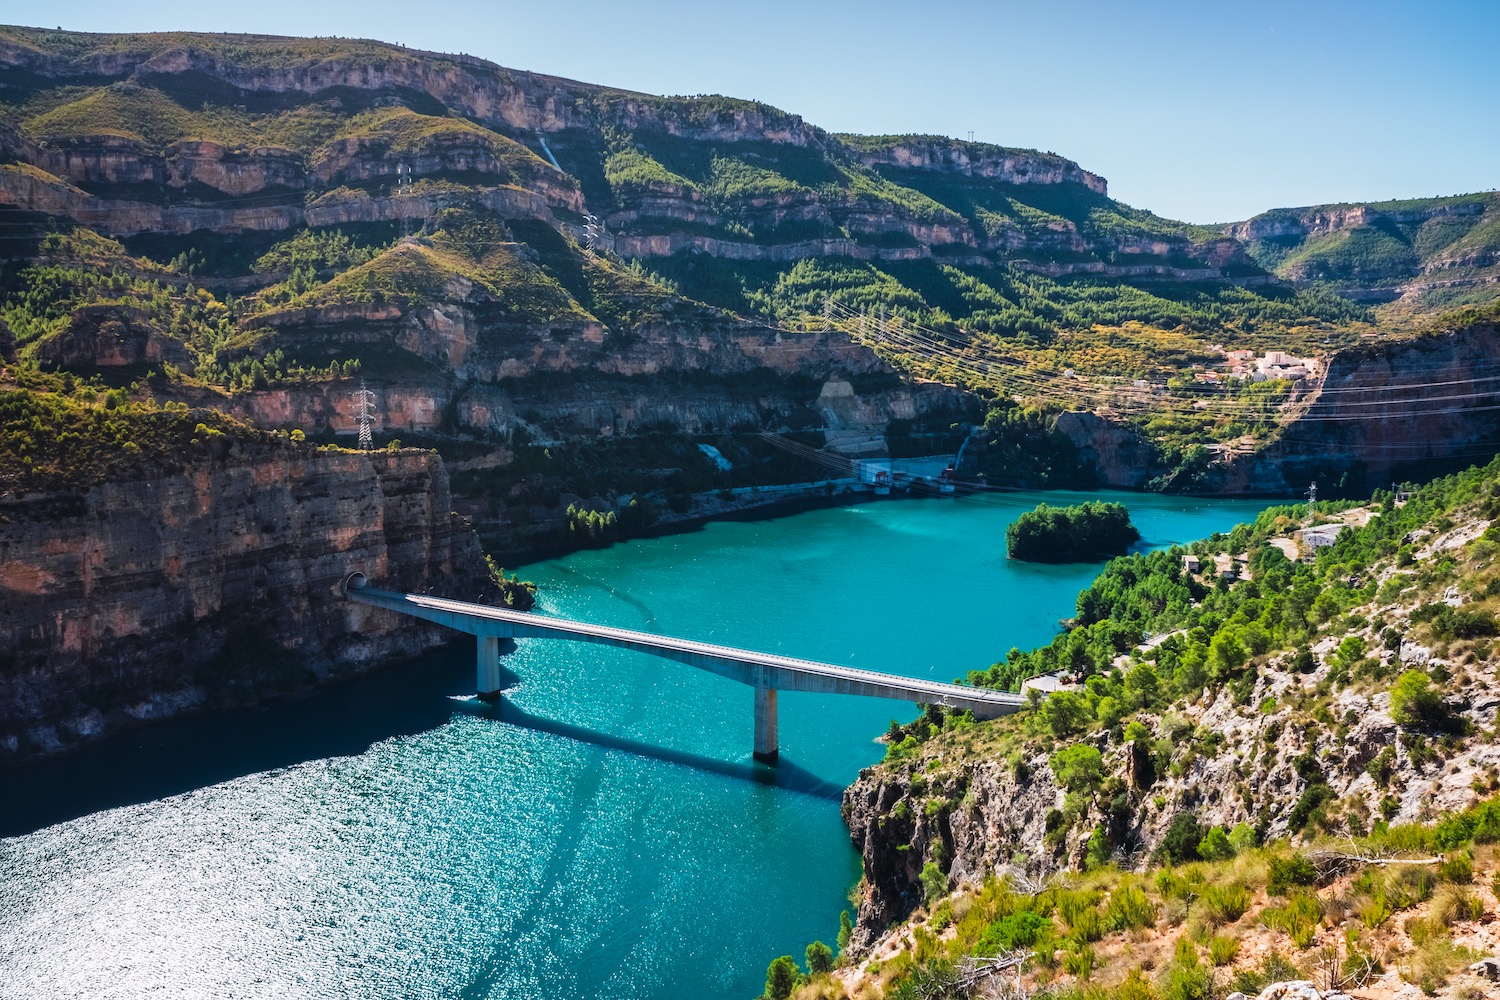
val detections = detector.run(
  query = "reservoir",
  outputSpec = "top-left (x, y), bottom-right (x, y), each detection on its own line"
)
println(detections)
top-left (0, 491), bottom-right (1269, 999)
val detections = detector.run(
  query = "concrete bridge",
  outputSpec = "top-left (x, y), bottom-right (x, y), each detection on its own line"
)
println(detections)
top-left (342, 573), bottom-right (1025, 763)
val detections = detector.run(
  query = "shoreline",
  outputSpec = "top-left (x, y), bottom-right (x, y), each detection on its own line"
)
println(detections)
top-left (490, 476), bottom-right (1305, 570)
top-left (491, 478), bottom-right (894, 567)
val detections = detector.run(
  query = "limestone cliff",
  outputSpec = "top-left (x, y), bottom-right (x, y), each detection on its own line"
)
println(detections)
top-left (0, 26), bottom-right (1257, 280)
top-left (0, 445), bottom-right (494, 761)
top-left (1217, 319), bottom-right (1500, 494)
top-left (842, 134), bottom-right (1108, 195)
top-left (844, 590), bottom-right (1498, 953)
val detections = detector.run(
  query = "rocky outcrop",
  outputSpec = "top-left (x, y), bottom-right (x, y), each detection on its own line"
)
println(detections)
top-left (843, 653), bottom-right (1500, 950)
top-left (843, 752), bottom-right (1060, 952)
top-left (1224, 195), bottom-right (1500, 306)
top-left (610, 232), bottom-right (953, 263)
top-left (1225, 201), bottom-right (1487, 244)
top-left (0, 445), bottom-right (494, 761)
top-left (1217, 320), bottom-right (1500, 494)
top-left (0, 159), bottom-right (564, 237)
top-left (1052, 410), bottom-right (1159, 487)
top-left (32, 304), bottom-right (195, 370)
top-left (846, 135), bottom-right (1108, 195)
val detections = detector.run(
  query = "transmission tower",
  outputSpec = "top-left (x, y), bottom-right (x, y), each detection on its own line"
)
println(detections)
top-left (354, 379), bottom-right (377, 451)
top-left (582, 213), bottom-right (610, 253)
top-left (821, 294), bottom-right (833, 330)
top-left (1305, 480), bottom-right (1317, 527)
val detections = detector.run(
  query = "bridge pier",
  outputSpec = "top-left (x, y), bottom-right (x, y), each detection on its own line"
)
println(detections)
top-left (753, 683), bottom-right (778, 765)
top-left (477, 635), bottom-right (503, 701)
top-left (344, 577), bottom-right (1028, 750)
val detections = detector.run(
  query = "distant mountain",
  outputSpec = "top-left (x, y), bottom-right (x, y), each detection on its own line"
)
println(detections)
top-left (1227, 192), bottom-right (1500, 316)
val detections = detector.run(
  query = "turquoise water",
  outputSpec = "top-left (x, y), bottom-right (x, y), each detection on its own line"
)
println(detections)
top-left (0, 491), bottom-right (1267, 999)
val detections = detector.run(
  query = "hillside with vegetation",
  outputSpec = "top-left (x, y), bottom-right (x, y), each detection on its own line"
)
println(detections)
top-left (774, 458), bottom-right (1500, 1000)
top-left (1229, 193), bottom-right (1500, 318)
top-left (1, 24), bottom-right (1498, 526)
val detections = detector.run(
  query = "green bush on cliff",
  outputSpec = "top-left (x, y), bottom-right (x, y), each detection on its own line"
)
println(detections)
top-left (0, 382), bottom-right (284, 490)
top-left (1006, 501), bottom-right (1140, 563)
top-left (1389, 669), bottom-right (1443, 726)
top-left (252, 230), bottom-right (387, 275)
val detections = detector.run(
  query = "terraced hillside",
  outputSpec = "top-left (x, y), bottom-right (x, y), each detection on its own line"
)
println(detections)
top-left (1, 24), bottom-right (1498, 536)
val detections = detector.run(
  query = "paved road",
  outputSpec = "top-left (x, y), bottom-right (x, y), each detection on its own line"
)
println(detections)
top-left (348, 583), bottom-right (1026, 718)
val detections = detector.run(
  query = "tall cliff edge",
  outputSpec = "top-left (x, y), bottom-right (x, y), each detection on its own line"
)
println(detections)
top-left (0, 445), bottom-right (494, 762)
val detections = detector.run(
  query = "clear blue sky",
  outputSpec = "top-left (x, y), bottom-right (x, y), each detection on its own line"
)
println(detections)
top-left (26, 0), bottom-right (1500, 222)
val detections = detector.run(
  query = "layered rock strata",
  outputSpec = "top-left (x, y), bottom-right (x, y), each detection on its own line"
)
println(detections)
top-left (0, 446), bottom-right (493, 761)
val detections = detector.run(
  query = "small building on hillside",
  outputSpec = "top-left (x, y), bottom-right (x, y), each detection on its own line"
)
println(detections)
top-left (1294, 523), bottom-right (1347, 561)
top-left (1021, 672), bottom-right (1075, 698)
top-left (1182, 554), bottom-right (1202, 574)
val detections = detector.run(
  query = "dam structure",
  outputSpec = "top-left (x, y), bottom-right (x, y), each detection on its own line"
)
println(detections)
top-left (342, 573), bottom-right (1026, 763)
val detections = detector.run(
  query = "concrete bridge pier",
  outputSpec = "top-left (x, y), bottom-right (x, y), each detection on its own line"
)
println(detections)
top-left (477, 635), bottom-right (503, 702)
top-left (753, 683), bottom-right (778, 765)
top-left (342, 572), bottom-right (1028, 762)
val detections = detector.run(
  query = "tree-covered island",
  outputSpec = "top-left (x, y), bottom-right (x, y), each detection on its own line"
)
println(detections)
top-left (1005, 500), bottom-right (1141, 563)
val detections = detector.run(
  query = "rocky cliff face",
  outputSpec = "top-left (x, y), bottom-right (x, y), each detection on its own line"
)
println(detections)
top-left (1051, 410), bottom-right (1160, 487)
top-left (0, 445), bottom-right (494, 761)
top-left (1224, 201), bottom-right (1486, 245)
top-left (844, 622), bottom-right (1500, 952)
top-left (0, 27), bottom-right (1261, 282)
top-left (846, 135), bottom-right (1108, 195)
top-left (1216, 320), bottom-right (1500, 494)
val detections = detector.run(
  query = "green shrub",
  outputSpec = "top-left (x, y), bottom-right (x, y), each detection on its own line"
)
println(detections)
top-left (1288, 783), bottom-right (1335, 832)
top-left (1156, 867), bottom-right (1206, 903)
top-left (978, 910), bottom-right (1052, 951)
top-left (1388, 865), bottom-right (1438, 909)
top-left (1161, 941), bottom-right (1213, 1000)
top-left (1228, 823), bottom-right (1259, 853)
top-left (1118, 967), bottom-right (1155, 1000)
top-left (1201, 883), bottom-right (1251, 925)
top-left (1062, 944), bottom-right (1096, 977)
top-left (1067, 905), bottom-right (1104, 943)
top-left (1197, 826), bottom-right (1235, 861)
top-left (1208, 935), bottom-right (1241, 966)
top-left (1358, 892), bottom-right (1393, 928)
top-left (1432, 886), bottom-right (1485, 926)
top-left (763, 955), bottom-right (799, 1000)
top-left (1433, 796), bottom-right (1500, 849)
top-left (1262, 891), bottom-right (1322, 949)
top-left (1159, 813), bottom-right (1208, 865)
top-left (920, 861), bottom-right (947, 907)
top-left (1267, 854), bottom-right (1319, 895)
top-left (1390, 670), bottom-right (1443, 726)
top-left (805, 940), bottom-right (833, 975)
top-left (1105, 883), bottom-right (1158, 931)
top-left (1051, 744), bottom-right (1106, 793)
top-left (1438, 852), bottom-right (1474, 884)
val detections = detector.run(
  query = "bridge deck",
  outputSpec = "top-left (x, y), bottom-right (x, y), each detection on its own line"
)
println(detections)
top-left (347, 584), bottom-right (1025, 719)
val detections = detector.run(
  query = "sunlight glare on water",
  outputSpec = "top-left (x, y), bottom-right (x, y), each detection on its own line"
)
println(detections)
top-left (0, 492), bottom-right (1269, 999)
